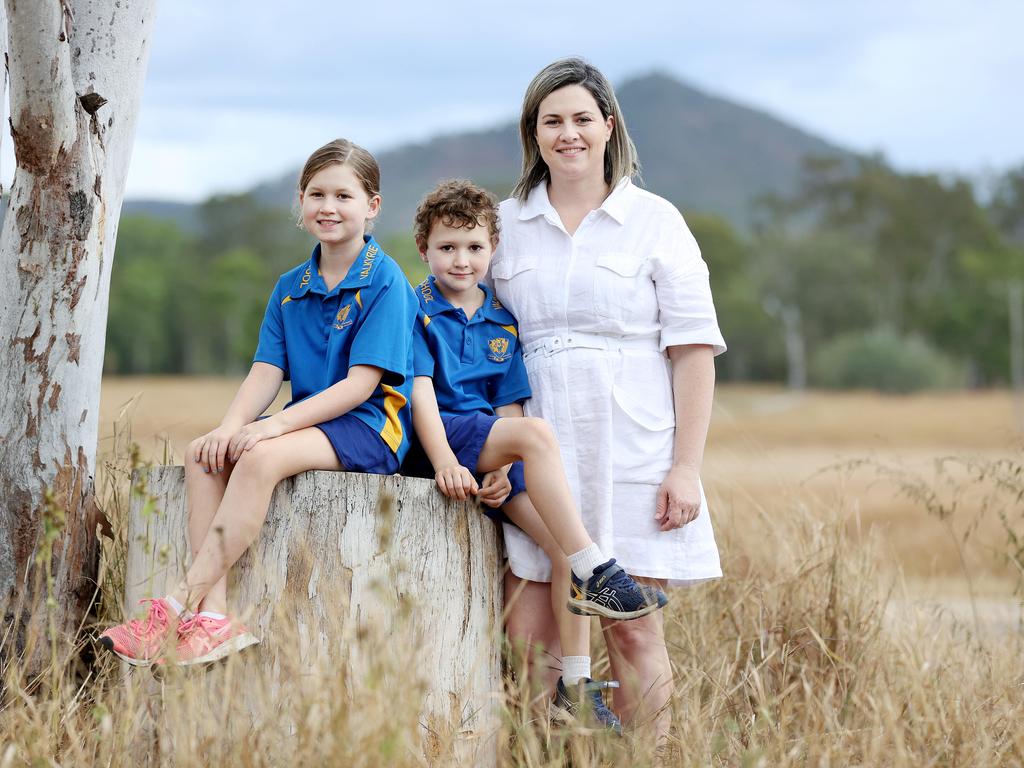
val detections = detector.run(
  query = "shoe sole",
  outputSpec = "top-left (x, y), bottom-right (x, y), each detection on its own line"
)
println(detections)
top-left (175, 632), bottom-right (261, 666)
top-left (566, 597), bottom-right (667, 621)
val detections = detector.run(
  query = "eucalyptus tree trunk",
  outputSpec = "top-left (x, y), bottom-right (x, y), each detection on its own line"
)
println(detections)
top-left (0, 0), bottom-right (156, 660)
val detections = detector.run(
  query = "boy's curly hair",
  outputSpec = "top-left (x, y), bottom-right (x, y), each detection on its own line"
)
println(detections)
top-left (414, 179), bottom-right (500, 252)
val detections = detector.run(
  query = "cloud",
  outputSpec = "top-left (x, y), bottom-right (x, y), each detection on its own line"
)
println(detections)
top-left (8, 0), bottom-right (1020, 199)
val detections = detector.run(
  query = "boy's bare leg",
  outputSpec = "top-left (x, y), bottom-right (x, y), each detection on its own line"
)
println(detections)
top-left (502, 493), bottom-right (590, 662)
top-left (183, 440), bottom-right (232, 613)
top-left (170, 427), bottom-right (341, 610)
top-left (477, 417), bottom-right (593, 555)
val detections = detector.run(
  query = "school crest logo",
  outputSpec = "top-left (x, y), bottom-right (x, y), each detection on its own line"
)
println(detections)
top-left (334, 304), bottom-right (354, 330)
top-left (487, 337), bottom-right (511, 363)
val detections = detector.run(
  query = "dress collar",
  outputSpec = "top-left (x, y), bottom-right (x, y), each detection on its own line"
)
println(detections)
top-left (518, 176), bottom-right (634, 226)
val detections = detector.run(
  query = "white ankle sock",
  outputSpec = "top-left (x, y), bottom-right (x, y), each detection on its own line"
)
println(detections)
top-left (568, 544), bottom-right (607, 581)
top-left (164, 595), bottom-right (185, 616)
top-left (199, 611), bottom-right (226, 620)
top-left (562, 656), bottom-right (591, 687)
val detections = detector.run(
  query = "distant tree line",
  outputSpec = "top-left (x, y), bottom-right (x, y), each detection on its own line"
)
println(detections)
top-left (106, 156), bottom-right (1024, 390)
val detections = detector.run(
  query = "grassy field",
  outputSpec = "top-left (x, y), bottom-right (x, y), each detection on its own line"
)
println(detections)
top-left (1, 377), bottom-right (1003, 765)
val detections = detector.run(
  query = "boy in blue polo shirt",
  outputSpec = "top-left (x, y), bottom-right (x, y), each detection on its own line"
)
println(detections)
top-left (402, 180), bottom-right (668, 731)
top-left (99, 139), bottom-right (418, 667)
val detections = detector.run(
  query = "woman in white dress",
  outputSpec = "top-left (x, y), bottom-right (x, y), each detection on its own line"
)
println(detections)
top-left (492, 58), bottom-right (726, 737)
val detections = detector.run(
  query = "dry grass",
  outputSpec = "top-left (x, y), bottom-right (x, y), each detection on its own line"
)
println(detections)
top-left (100, 378), bottom-right (1023, 589)
top-left (0, 378), bottom-right (1012, 765)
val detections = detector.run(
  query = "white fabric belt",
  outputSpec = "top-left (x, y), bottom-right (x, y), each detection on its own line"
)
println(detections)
top-left (522, 332), bottom-right (660, 361)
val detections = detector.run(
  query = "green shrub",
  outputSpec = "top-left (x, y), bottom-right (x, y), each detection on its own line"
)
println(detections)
top-left (811, 328), bottom-right (963, 392)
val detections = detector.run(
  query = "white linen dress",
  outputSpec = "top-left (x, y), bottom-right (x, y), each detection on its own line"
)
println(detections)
top-left (491, 178), bottom-right (727, 586)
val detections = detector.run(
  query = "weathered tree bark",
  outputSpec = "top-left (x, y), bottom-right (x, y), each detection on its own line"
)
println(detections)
top-left (0, 1), bottom-right (157, 658)
top-left (126, 469), bottom-right (503, 767)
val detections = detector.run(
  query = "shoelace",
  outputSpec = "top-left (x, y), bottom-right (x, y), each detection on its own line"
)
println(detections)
top-left (176, 614), bottom-right (222, 637)
top-left (127, 598), bottom-right (169, 636)
top-left (602, 566), bottom-right (643, 597)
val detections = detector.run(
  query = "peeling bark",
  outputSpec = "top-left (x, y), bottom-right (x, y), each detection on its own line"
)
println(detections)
top-left (0, 0), bottom-right (156, 668)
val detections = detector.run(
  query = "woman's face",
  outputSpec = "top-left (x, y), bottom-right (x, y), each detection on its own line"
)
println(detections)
top-left (534, 84), bottom-right (614, 186)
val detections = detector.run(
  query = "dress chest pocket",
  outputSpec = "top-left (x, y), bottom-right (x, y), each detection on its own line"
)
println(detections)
top-left (491, 253), bottom-right (543, 324)
top-left (591, 251), bottom-right (649, 322)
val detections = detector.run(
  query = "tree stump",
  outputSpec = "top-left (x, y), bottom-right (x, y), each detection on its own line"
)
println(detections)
top-left (125, 467), bottom-right (503, 767)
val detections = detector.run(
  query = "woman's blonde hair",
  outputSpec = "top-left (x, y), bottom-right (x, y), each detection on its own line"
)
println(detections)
top-left (512, 57), bottom-right (640, 202)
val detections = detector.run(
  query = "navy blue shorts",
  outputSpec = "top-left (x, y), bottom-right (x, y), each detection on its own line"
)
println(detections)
top-left (315, 413), bottom-right (399, 475)
top-left (401, 412), bottom-right (526, 523)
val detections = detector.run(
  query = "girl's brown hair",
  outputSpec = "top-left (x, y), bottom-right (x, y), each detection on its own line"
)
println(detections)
top-left (297, 139), bottom-right (381, 231)
top-left (298, 138), bottom-right (380, 197)
top-left (512, 57), bottom-right (640, 202)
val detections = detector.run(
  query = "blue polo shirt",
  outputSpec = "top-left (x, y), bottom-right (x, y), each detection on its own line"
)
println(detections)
top-left (254, 236), bottom-right (418, 461)
top-left (412, 276), bottom-right (531, 416)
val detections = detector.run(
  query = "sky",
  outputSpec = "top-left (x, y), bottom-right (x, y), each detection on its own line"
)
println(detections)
top-left (7, 0), bottom-right (1021, 202)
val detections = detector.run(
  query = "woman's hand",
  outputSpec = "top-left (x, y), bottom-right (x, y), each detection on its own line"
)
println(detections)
top-left (655, 464), bottom-right (702, 531)
top-left (435, 463), bottom-right (480, 501)
top-left (227, 418), bottom-right (285, 462)
top-left (193, 424), bottom-right (243, 474)
top-left (478, 466), bottom-right (513, 508)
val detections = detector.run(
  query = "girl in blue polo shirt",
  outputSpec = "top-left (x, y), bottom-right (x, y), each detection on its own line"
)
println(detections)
top-left (99, 139), bottom-right (418, 666)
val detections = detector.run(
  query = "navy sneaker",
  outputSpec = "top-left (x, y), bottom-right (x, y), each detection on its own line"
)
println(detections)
top-left (550, 676), bottom-right (623, 735)
top-left (568, 559), bottom-right (668, 620)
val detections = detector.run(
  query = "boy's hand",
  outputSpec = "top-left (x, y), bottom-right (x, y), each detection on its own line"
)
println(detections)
top-left (435, 464), bottom-right (479, 501)
top-left (228, 417), bottom-right (284, 462)
top-left (478, 467), bottom-right (512, 508)
top-left (194, 424), bottom-right (243, 474)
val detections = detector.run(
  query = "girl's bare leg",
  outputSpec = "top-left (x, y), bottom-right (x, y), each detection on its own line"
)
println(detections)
top-left (170, 427), bottom-right (341, 610)
top-left (183, 439), bottom-right (232, 613)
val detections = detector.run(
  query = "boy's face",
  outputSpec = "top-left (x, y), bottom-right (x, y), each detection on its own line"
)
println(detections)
top-left (420, 219), bottom-right (495, 302)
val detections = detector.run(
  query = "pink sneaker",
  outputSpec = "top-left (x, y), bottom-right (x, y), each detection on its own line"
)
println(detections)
top-left (171, 614), bottom-right (259, 666)
top-left (97, 598), bottom-right (178, 666)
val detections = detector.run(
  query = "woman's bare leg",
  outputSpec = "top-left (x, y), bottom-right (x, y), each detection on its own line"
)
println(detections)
top-left (504, 572), bottom-right (561, 695)
top-left (601, 576), bottom-right (673, 739)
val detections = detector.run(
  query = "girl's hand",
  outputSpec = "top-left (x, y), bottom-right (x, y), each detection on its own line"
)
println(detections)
top-left (435, 464), bottom-right (479, 501)
top-left (478, 467), bottom-right (512, 509)
top-left (655, 465), bottom-right (702, 531)
top-left (194, 424), bottom-right (243, 474)
top-left (227, 418), bottom-right (284, 462)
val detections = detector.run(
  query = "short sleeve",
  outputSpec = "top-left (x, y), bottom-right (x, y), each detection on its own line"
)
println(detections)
top-left (491, 344), bottom-right (532, 407)
top-left (412, 314), bottom-right (435, 378)
top-left (253, 282), bottom-right (290, 378)
top-left (652, 212), bottom-right (727, 356)
top-left (348, 268), bottom-right (418, 385)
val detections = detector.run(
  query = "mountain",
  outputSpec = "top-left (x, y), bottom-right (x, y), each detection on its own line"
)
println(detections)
top-left (157, 72), bottom-right (856, 235)
top-left (121, 199), bottom-right (201, 232)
